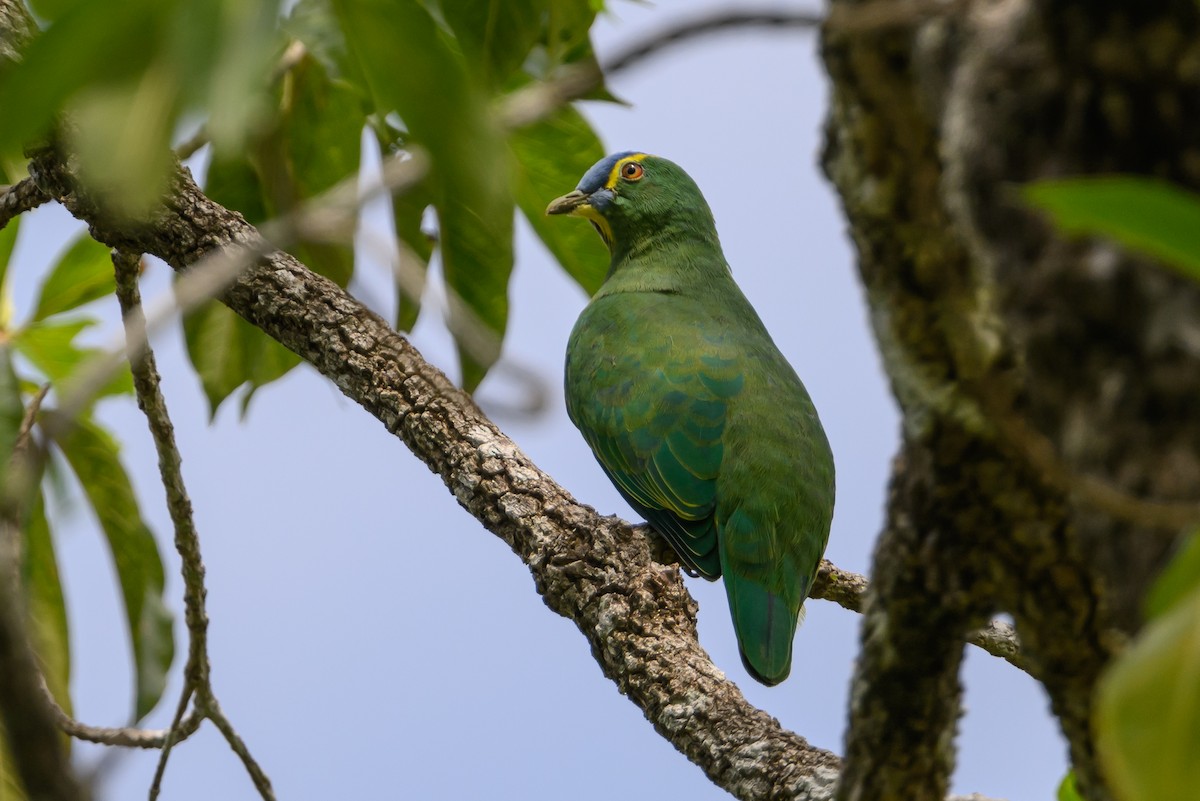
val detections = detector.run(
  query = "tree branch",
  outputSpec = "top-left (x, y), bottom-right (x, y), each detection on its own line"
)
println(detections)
top-left (0, 176), bottom-right (49, 230)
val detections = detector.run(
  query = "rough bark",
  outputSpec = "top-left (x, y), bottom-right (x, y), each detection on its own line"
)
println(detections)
top-left (821, 0), bottom-right (1200, 798)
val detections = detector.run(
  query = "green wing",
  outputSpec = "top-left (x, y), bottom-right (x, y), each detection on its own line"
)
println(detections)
top-left (566, 315), bottom-right (743, 578)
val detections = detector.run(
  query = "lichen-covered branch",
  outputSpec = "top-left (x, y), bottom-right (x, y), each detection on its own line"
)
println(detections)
top-left (821, 1), bottom-right (1200, 800)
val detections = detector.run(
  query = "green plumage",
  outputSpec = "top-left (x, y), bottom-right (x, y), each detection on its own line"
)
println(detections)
top-left (549, 152), bottom-right (835, 685)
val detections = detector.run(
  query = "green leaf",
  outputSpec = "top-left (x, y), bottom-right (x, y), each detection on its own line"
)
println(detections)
top-left (275, 54), bottom-right (361, 286)
top-left (0, 0), bottom-right (161, 159)
top-left (0, 345), bottom-right (23, 488)
top-left (0, 361), bottom-right (52, 798)
top-left (13, 319), bottom-right (133, 400)
top-left (205, 152), bottom-right (270, 224)
top-left (183, 0), bottom-right (281, 156)
top-left (442, 0), bottom-right (548, 88)
top-left (510, 106), bottom-right (608, 295)
top-left (384, 145), bottom-right (433, 332)
top-left (23, 493), bottom-right (72, 715)
top-left (1057, 771), bottom-right (1082, 801)
top-left (1096, 585), bottom-right (1200, 801)
top-left (49, 416), bottom-right (173, 721)
top-left (1025, 177), bottom-right (1200, 280)
top-left (335, 0), bottom-right (513, 389)
top-left (32, 234), bottom-right (116, 322)
top-left (0, 215), bottom-right (19, 318)
top-left (1145, 529), bottom-right (1200, 620)
top-left (281, 59), bottom-right (363, 204)
top-left (68, 67), bottom-right (177, 221)
top-left (182, 300), bottom-right (301, 416)
top-left (0, 739), bottom-right (28, 801)
top-left (283, 0), bottom-right (366, 92)
top-left (544, 0), bottom-right (599, 70)
top-left (194, 155), bottom-right (307, 414)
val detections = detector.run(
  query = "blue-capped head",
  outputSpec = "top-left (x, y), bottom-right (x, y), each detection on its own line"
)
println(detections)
top-left (545, 151), bottom-right (716, 252)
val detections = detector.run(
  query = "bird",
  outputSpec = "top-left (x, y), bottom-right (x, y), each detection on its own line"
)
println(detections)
top-left (548, 151), bottom-right (835, 686)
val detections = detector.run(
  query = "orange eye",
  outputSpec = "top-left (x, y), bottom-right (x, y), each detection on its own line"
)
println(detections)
top-left (621, 162), bottom-right (644, 181)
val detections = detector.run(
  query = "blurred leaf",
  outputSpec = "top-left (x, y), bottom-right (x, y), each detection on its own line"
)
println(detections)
top-left (188, 54), bottom-right (361, 415)
top-left (183, 300), bottom-right (301, 417)
top-left (186, 0), bottom-right (281, 155)
top-left (0, 216), bottom-right (19, 330)
top-left (195, 156), bottom-right (309, 411)
top-left (1096, 585), bottom-right (1200, 801)
top-left (335, 0), bottom-right (512, 389)
top-left (2, 493), bottom-right (72, 800)
top-left (0, 346), bottom-right (22, 485)
top-left (68, 67), bottom-right (177, 221)
top-left (13, 319), bottom-right (133, 400)
top-left (32, 233), bottom-right (115, 322)
top-left (50, 416), bottom-right (173, 720)
top-left (28, 0), bottom-right (86, 22)
top-left (1145, 529), bottom-right (1200, 620)
top-left (442, 0), bottom-right (547, 88)
top-left (273, 54), bottom-right (361, 286)
top-left (545, 0), bottom-right (599, 69)
top-left (0, 742), bottom-right (28, 801)
top-left (387, 157), bottom-right (433, 332)
top-left (284, 0), bottom-right (363, 88)
top-left (1025, 177), bottom-right (1200, 281)
top-left (0, 0), bottom-right (161, 159)
top-left (1057, 771), bottom-right (1082, 801)
top-left (281, 58), bottom-right (362, 205)
top-left (23, 493), bottom-right (72, 715)
top-left (205, 152), bottom-right (269, 224)
top-left (510, 105), bottom-right (607, 295)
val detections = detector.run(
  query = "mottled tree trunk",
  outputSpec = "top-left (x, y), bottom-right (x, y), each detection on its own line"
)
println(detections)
top-left (821, 1), bottom-right (1200, 798)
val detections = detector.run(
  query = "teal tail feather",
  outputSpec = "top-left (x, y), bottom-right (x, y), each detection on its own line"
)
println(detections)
top-left (723, 571), bottom-right (802, 687)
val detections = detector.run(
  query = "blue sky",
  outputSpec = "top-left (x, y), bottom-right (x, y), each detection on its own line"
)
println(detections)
top-left (10, 1), bottom-right (1065, 798)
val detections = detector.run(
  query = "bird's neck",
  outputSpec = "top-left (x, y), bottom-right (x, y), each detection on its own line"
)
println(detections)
top-left (603, 224), bottom-right (729, 294)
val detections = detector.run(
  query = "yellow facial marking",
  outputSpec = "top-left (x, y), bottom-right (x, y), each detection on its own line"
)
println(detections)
top-left (604, 153), bottom-right (650, 190)
top-left (574, 203), bottom-right (613, 249)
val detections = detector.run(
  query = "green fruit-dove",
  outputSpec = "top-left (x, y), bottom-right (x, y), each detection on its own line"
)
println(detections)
top-left (549, 152), bottom-right (835, 686)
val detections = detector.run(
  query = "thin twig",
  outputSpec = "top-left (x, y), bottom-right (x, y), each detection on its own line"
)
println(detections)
top-left (499, 2), bottom-right (969, 130)
top-left (812, 559), bottom-right (1026, 670)
top-left (811, 557), bottom-right (870, 612)
top-left (650, 537), bottom-right (1027, 672)
top-left (174, 127), bottom-right (209, 161)
top-left (0, 176), bottom-right (49, 230)
top-left (603, 9), bottom-right (823, 74)
top-left (113, 249), bottom-right (274, 797)
top-left (42, 685), bottom-right (202, 748)
top-left (202, 692), bottom-right (277, 801)
top-left (147, 684), bottom-right (195, 801)
top-left (114, 250), bottom-right (210, 667)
